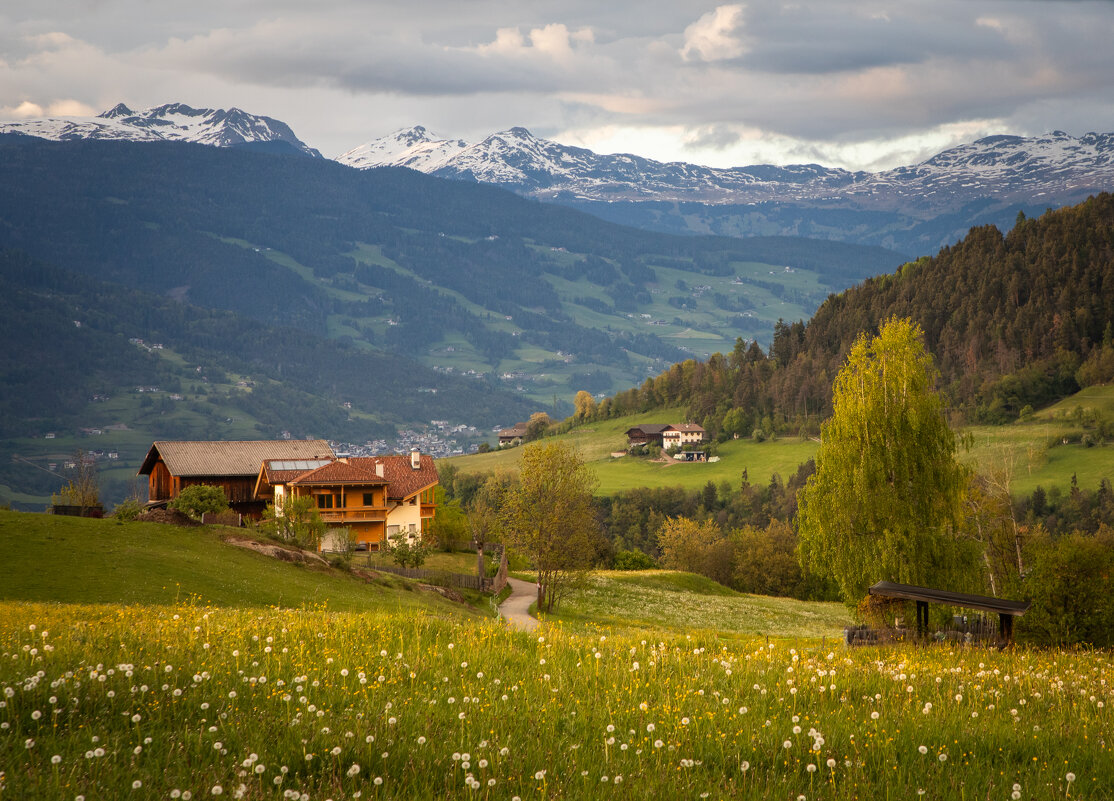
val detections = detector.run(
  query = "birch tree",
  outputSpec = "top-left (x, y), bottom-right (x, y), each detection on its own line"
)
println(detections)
top-left (797, 317), bottom-right (973, 603)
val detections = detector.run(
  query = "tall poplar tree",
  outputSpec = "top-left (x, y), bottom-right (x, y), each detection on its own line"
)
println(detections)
top-left (797, 317), bottom-right (973, 603)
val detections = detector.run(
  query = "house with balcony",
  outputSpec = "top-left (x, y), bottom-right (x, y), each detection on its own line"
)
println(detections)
top-left (661, 423), bottom-right (706, 450)
top-left (254, 449), bottom-right (438, 550)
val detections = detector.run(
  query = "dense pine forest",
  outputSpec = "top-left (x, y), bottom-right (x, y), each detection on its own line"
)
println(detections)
top-left (590, 194), bottom-right (1114, 436)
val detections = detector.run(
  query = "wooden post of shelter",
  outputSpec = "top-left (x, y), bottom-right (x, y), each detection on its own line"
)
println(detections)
top-left (916, 600), bottom-right (929, 637)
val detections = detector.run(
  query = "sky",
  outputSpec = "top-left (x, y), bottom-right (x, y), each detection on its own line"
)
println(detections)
top-left (2, 0), bottom-right (1113, 171)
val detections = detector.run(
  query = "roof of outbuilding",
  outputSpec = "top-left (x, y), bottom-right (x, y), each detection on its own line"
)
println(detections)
top-left (139, 440), bottom-right (334, 478)
top-left (868, 581), bottom-right (1031, 616)
top-left (625, 424), bottom-right (670, 436)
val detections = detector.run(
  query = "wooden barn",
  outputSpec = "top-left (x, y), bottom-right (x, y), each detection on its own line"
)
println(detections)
top-left (138, 440), bottom-right (334, 518)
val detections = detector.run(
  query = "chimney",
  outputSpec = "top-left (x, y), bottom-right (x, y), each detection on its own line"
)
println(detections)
top-left (411, 449), bottom-right (421, 470)
top-left (375, 460), bottom-right (384, 478)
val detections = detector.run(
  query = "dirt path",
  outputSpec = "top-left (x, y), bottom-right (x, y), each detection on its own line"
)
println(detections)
top-left (498, 577), bottom-right (540, 633)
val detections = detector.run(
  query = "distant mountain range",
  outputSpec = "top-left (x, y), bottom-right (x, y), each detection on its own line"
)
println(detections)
top-left (5, 103), bottom-right (1113, 254)
top-left (339, 125), bottom-right (1114, 253)
top-left (0, 102), bottom-right (321, 158)
top-left (338, 125), bottom-right (1114, 214)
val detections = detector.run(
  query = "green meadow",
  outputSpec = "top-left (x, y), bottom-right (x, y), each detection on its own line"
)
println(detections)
top-left (446, 385), bottom-right (1114, 497)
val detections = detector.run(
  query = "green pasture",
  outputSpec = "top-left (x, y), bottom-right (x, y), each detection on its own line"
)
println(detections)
top-left (0, 510), bottom-right (471, 617)
top-left (550, 570), bottom-right (850, 640)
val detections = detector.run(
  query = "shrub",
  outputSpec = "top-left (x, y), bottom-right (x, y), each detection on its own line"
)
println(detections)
top-left (112, 497), bottom-right (145, 522)
top-left (612, 549), bottom-right (657, 570)
top-left (1019, 528), bottom-right (1114, 647)
top-left (169, 485), bottom-right (228, 521)
top-left (387, 536), bottom-right (432, 568)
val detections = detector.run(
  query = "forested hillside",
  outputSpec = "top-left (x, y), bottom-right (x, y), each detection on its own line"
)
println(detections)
top-left (591, 194), bottom-right (1114, 435)
top-left (0, 134), bottom-right (903, 404)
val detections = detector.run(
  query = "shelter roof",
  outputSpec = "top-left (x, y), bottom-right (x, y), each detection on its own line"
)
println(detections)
top-left (868, 581), bottom-right (1031, 617)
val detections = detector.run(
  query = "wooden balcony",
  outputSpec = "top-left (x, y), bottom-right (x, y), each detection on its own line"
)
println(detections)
top-left (319, 508), bottom-right (388, 524)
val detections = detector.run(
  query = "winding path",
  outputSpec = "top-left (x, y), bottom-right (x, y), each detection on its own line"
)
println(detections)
top-left (498, 577), bottom-right (540, 633)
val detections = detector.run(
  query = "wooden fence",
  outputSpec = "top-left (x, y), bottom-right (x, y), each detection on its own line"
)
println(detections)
top-left (370, 564), bottom-right (494, 592)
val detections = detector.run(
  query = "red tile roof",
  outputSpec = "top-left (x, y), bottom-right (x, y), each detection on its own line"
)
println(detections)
top-left (351, 454), bottom-right (439, 500)
top-left (289, 459), bottom-right (387, 486)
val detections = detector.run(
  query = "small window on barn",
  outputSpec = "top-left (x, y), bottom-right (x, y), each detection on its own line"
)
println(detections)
top-left (363, 492), bottom-right (376, 506)
top-left (316, 494), bottom-right (334, 509)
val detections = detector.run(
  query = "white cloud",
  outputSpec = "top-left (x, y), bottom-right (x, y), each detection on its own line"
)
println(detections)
top-left (680, 4), bottom-right (746, 62)
top-left (0, 1), bottom-right (1112, 170)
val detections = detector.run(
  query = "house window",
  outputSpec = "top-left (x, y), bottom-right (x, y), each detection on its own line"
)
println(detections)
top-left (316, 494), bottom-right (334, 509)
top-left (363, 492), bottom-right (376, 506)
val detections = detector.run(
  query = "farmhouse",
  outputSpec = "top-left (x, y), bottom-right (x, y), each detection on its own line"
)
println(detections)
top-left (661, 423), bottom-right (706, 450)
top-left (626, 423), bottom-right (706, 449)
top-left (497, 422), bottom-right (529, 447)
top-left (254, 450), bottom-right (439, 550)
top-left (138, 439), bottom-right (334, 517)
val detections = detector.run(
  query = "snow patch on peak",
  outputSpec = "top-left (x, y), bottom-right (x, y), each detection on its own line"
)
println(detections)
top-left (2, 102), bottom-right (321, 157)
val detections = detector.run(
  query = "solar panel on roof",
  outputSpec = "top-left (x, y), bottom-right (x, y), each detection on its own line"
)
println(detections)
top-left (268, 459), bottom-right (332, 471)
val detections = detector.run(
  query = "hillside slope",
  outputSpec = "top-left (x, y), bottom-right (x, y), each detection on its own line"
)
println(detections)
top-left (0, 134), bottom-right (903, 410)
top-left (592, 194), bottom-right (1114, 433)
top-left (0, 509), bottom-right (474, 615)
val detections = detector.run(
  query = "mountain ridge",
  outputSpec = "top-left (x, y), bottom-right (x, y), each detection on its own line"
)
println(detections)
top-left (0, 102), bottom-right (322, 158)
top-left (341, 125), bottom-right (1114, 214)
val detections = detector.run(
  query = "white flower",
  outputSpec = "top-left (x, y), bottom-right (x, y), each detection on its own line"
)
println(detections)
top-left (1067, 773), bottom-right (1076, 783)
top-left (211, 787), bottom-right (223, 796)
top-left (347, 764), bottom-right (360, 777)
top-left (918, 745), bottom-right (928, 755)
top-left (132, 781), bottom-right (142, 790)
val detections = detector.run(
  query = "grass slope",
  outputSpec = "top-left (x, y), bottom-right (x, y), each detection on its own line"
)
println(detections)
top-left (0, 510), bottom-right (474, 617)
top-left (550, 570), bottom-right (851, 640)
top-left (446, 385), bottom-right (1114, 497)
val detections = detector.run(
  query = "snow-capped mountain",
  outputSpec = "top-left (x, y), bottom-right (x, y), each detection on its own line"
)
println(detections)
top-left (340, 127), bottom-right (1114, 214)
top-left (336, 125), bottom-right (468, 171)
top-left (0, 103), bottom-right (321, 158)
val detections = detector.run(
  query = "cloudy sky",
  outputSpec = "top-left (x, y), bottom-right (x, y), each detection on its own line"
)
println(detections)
top-left (2, 0), bottom-right (1113, 170)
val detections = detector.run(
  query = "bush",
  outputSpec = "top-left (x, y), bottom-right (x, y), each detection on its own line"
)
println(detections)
top-left (169, 485), bottom-right (229, 521)
top-left (260, 495), bottom-right (325, 551)
top-left (112, 497), bottom-right (145, 522)
top-left (612, 549), bottom-right (657, 570)
top-left (387, 537), bottom-right (432, 568)
top-left (1019, 528), bottom-right (1114, 647)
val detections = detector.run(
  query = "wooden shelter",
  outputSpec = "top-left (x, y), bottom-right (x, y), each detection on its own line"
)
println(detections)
top-left (867, 581), bottom-right (1031, 643)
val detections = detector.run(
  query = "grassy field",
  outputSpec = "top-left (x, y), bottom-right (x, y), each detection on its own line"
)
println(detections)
top-left (0, 510), bottom-right (474, 617)
top-left (445, 386), bottom-right (1114, 497)
top-left (548, 571), bottom-right (851, 641)
top-left (1, 601), bottom-right (1110, 799)
top-left (1, 513), bottom-right (1111, 798)
top-left (445, 407), bottom-right (820, 494)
